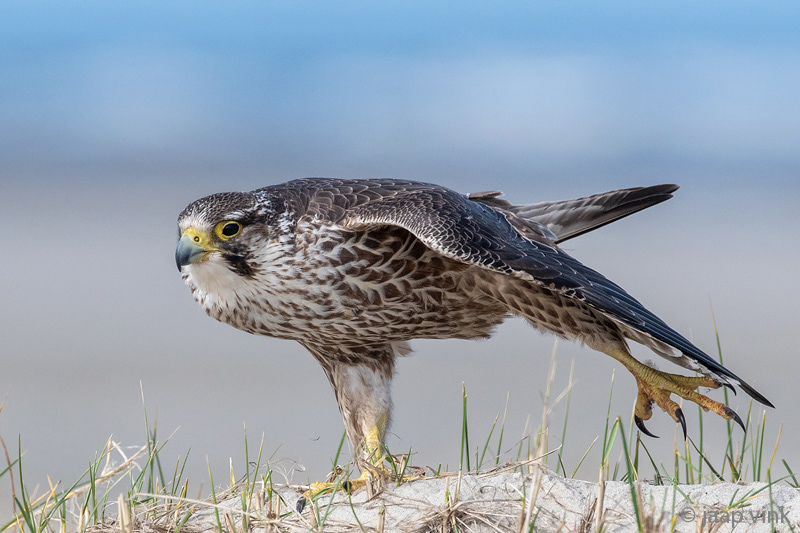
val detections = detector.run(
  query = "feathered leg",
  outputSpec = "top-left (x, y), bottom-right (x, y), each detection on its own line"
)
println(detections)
top-left (298, 344), bottom-right (399, 508)
top-left (325, 361), bottom-right (393, 469)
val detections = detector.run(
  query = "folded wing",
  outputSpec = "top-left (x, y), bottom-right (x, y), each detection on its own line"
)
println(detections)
top-left (337, 184), bottom-right (770, 407)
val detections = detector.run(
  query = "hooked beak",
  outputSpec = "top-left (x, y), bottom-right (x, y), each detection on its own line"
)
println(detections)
top-left (176, 227), bottom-right (218, 271)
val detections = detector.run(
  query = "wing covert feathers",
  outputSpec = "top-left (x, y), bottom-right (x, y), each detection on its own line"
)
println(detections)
top-left (319, 179), bottom-right (769, 408)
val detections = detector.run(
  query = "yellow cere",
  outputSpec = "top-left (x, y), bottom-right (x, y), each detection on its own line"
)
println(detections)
top-left (181, 227), bottom-right (219, 251)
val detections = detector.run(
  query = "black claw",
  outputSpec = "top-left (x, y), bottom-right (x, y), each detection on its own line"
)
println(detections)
top-left (729, 409), bottom-right (746, 433)
top-left (296, 497), bottom-right (307, 513)
top-left (342, 480), bottom-right (353, 493)
top-left (722, 382), bottom-right (737, 395)
top-left (675, 408), bottom-right (687, 441)
top-left (634, 415), bottom-right (659, 438)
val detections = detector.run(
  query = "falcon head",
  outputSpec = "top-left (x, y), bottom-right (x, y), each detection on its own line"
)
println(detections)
top-left (175, 190), bottom-right (292, 278)
top-left (177, 188), bottom-right (306, 338)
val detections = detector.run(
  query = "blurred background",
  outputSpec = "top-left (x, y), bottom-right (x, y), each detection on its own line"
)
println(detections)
top-left (1, 0), bottom-right (798, 519)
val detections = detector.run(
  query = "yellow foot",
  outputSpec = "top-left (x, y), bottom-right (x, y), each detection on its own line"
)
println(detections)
top-left (297, 462), bottom-right (421, 512)
top-left (296, 424), bottom-right (421, 512)
top-left (608, 350), bottom-right (744, 439)
top-left (296, 467), bottom-right (386, 513)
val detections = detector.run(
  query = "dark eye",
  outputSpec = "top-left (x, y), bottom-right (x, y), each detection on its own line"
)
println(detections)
top-left (215, 220), bottom-right (242, 240)
top-left (222, 223), bottom-right (240, 236)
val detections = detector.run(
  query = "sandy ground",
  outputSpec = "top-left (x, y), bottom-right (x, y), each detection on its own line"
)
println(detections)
top-left (102, 466), bottom-right (800, 532)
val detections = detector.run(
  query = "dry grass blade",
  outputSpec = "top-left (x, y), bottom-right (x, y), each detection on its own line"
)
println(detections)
top-left (520, 339), bottom-right (559, 533)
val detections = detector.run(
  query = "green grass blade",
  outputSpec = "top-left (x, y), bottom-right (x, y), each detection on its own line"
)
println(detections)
top-left (460, 382), bottom-right (470, 473)
top-left (615, 418), bottom-right (643, 532)
top-left (478, 415), bottom-right (498, 470)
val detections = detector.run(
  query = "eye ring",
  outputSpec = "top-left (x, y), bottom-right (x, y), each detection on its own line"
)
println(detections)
top-left (214, 220), bottom-right (242, 240)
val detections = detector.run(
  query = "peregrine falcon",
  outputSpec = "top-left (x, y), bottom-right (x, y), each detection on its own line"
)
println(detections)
top-left (176, 178), bottom-right (771, 489)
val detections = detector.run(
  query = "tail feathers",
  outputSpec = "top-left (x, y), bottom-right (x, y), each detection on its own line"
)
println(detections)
top-left (470, 184), bottom-right (679, 243)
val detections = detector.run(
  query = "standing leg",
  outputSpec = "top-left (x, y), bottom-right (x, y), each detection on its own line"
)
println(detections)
top-left (325, 360), bottom-right (394, 469)
top-left (298, 343), bottom-right (400, 506)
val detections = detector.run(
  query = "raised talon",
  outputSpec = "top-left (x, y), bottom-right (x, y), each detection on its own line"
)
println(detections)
top-left (675, 407), bottom-right (687, 441)
top-left (728, 408), bottom-right (746, 433)
top-left (607, 349), bottom-right (748, 438)
top-left (634, 415), bottom-right (659, 438)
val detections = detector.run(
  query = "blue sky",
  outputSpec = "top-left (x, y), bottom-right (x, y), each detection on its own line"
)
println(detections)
top-left (1, 1), bottom-right (799, 520)
top-left (3, 1), bottom-right (800, 185)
